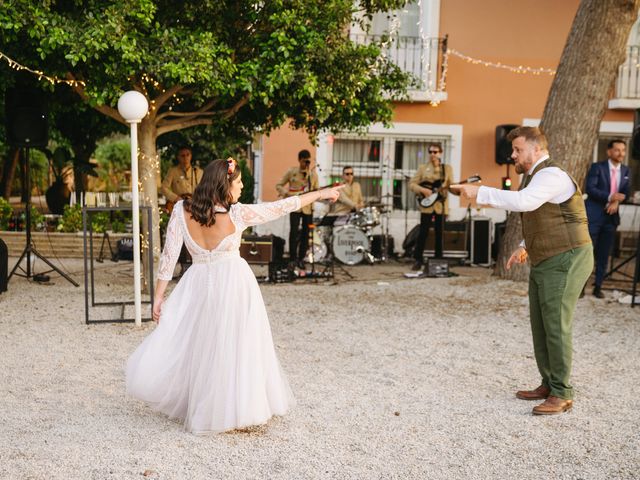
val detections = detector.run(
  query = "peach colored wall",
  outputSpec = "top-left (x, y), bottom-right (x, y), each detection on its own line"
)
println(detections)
top-left (261, 0), bottom-right (633, 196)
top-left (262, 122), bottom-right (314, 201)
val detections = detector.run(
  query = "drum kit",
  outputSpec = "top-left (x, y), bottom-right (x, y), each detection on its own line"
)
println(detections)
top-left (309, 204), bottom-right (389, 266)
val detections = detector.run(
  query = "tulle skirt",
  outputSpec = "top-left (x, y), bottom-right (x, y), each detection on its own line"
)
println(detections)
top-left (125, 255), bottom-right (295, 433)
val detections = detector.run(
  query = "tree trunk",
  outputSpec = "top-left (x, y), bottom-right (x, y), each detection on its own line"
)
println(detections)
top-left (493, 212), bottom-right (528, 281)
top-left (0, 147), bottom-right (20, 199)
top-left (541, 0), bottom-right (640, 184)
top-left (138, 118), bottom-right (162, 290)
top-left (496, 0), bottom-right (639, 280)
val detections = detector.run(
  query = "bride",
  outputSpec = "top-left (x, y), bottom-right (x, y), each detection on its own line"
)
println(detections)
top-left (126, 157), bottom-right (342, 433)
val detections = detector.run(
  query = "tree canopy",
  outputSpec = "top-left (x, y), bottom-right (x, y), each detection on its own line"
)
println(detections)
top-left (1, 0), bottom-right (413, 269)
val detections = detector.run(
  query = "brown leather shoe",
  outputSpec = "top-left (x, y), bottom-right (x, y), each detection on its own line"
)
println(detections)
top-left (515, 385), bottom-right (550, 400)
top-left (532, 396), bottom-right (573, 415)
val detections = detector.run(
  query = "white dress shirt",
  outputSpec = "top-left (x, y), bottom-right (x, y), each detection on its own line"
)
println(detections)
top-left (476, 155), bottom-right (575, 212)
top-left (476, 155), bottom-right (576, 248)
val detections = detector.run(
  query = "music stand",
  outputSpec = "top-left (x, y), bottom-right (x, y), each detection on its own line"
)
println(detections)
top-left (8, 147), bottom-right (79, 287)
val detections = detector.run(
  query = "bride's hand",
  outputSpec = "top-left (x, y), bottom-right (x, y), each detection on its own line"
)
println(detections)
top-left (152, 297), bottom-right (163, 323)
top-left (320, 184), bottom-right (345, 203)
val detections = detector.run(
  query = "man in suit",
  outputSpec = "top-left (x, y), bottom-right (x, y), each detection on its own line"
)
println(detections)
top-left (584, 139), bottom-right (631, 298)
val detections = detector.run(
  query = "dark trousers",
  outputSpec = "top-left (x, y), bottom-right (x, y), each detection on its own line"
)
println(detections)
top-left (414, 212), bottom-right (444, 263)
top-left (588, 216), bottom-right (617, 288)
top-left (289, 212), bottom-right (312, 262)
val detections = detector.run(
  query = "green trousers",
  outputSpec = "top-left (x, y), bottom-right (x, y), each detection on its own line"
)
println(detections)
top-left (528, 244), bottom-right (593, 400)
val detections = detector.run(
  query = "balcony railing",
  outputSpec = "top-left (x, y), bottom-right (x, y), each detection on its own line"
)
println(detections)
top-left (350, 34), bottom-right (448, 103)
top-left (611, 45), bottom-right (640, 108)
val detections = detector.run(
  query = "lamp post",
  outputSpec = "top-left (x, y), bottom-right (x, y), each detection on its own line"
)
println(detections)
top-left (117, 91), bottom-right (149, 327)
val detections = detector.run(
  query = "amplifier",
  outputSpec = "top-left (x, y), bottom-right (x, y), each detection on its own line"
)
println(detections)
top-left (240, 235), bottom-right (274, 265)
top-left (471, 217), bottom-right (492, 266)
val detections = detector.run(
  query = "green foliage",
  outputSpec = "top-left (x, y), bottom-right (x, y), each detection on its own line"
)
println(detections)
top-left (0, 197), bottom-right (13, 229)
top-left (238, 158), bottom-right (255, 204)
top-left (94, 136), bottom-right (131, 171)
top-left (1, 0), bottom-right (412, 140)
top-left (57, 204), bottom-right (83, 232)
top-left (94, 135), bottom-right (131, 190)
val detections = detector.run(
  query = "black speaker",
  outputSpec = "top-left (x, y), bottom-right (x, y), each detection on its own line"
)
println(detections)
top-left (495, 124), bottom-right (519, 165)
top-left (4, 88), bottom-right (49, 147)
top-left (632, 109), bottom-right (640, 160)
top-left (0, 237), bottom-right (7, 293)
top-left (471, 217), bottom-right (492, 266)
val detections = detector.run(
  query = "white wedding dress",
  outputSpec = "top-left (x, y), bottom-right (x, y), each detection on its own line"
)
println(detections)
top-left (126, 196), bottom-right (300, 433)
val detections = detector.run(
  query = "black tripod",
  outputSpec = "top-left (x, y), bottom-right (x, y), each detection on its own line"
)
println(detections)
top-left (8, 147), bottom-right (79, 286)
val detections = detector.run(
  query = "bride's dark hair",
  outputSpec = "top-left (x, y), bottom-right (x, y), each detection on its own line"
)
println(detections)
top-left (184, 159), bottom-right (240, 226)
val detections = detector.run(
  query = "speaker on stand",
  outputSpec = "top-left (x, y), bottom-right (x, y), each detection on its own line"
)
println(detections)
top-left (4, 87), bottom-right (78, 287)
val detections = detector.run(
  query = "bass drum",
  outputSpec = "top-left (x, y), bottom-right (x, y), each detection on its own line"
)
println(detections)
top-left (332, 226), bottom-right (370, 265)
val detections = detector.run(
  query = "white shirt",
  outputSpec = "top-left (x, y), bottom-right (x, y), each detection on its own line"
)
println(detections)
top-left (476, 155), bottom-right (576, 249)
top-left (476, 155), bottom-right (575, 212)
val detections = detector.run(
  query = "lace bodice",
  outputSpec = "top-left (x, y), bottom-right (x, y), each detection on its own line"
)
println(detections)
top-left (157, 196), bottom-right (301, 280)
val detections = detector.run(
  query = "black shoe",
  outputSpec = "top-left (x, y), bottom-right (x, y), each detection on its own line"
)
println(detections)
top-left (593, 287), bottom-right (605, 299)
top-left (411, 261), bottom-right (423, 271)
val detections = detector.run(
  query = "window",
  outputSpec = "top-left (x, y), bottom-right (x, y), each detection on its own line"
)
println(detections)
top-left (331, 134), bottom-right (452, 211)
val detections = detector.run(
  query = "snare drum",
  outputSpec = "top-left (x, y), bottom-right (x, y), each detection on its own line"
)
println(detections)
top-left (332, 226), bottom-right (370, 265)
top-left (349, 206), bottom-right (380, 228)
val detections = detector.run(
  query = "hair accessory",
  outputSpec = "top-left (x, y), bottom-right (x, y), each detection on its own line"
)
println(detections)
top-left (227, 157), bottom-right (236, 176)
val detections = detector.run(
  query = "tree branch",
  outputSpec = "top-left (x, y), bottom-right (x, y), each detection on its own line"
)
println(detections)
top-left (153, 84), bottom-right (185, 109)
top-left (66, 73), bottom-right (126, 125)
top-left (156, 110), bottom-right (217, 123)
top-left (155, 98), bottom-right (219, 122)
top-left (156, 94), bottom-right (251, 136)
top-left (221, 93), bottom-right (250, 119)
top-left (156, 118), bottom-right (214, 136)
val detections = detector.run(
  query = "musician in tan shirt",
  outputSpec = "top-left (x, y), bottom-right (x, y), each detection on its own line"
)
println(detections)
top-left (409, 143), bottom-right (453, 269)
top-left (329, 166), bottom-right (364, 216)
top-left (275, 149), bottom-right (319, 267)
top-left (160, 146), bottom-right (203, 276)
top-left (161, 146), bottom-right (204, 207)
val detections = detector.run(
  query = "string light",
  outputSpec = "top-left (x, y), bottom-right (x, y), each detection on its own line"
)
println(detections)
top-left (447, 48), bottom-right (556, 76)
top-left (0, 50), bottom-right (86, 87)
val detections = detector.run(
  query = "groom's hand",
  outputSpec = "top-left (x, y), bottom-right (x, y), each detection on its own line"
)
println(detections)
top-left (506, 247), bottom-right (528, 269)
top-left (450, 184), bottom-right (479, 201)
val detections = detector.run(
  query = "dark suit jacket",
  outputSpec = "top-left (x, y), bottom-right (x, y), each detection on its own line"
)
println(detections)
top-left (584, 160), bottom-right (631, 226)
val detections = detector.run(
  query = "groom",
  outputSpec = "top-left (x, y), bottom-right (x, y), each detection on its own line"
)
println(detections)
top-left (453, 126), bottom-right (592, 415)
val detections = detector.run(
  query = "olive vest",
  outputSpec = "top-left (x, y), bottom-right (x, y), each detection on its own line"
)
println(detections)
top-left (520, 160), bottom-right (591, 266)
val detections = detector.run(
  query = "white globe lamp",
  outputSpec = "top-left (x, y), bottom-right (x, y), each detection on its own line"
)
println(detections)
top-left (117, 90), bottom-right (149, 326)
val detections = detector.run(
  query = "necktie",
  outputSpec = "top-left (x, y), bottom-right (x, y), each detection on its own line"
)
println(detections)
top-left (610, 168), bottom-right (617, 197)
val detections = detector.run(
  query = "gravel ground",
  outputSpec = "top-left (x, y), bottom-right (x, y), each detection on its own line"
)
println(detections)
top-left (0, 258), bottom-right (638, 480)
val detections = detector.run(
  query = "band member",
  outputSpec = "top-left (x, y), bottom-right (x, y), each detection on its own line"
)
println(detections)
top-left (161, 146), bottom-right (204, 212)
top-left (275, 149), bottom-right (319, 268)
top-left (328, 165), bottom-right (364, 216)
top-left (409, 143), bottom-right (453, 270)
top-left (160, 146), bottom-right (203, 276)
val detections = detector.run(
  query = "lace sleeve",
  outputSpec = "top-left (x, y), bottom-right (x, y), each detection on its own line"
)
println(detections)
top-left (232, 196), bottom-right (302, 229)
top-left (156, 203), bottom-right (184, 281)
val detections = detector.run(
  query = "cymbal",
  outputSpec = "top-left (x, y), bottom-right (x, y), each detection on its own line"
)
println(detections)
top-left (380, 193), bottom-right (402, 198)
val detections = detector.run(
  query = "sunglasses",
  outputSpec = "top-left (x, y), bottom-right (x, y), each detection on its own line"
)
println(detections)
top-left (344, 172), bottom-right (354, 176)
top-left (428, 150), bottom-right (440, 154)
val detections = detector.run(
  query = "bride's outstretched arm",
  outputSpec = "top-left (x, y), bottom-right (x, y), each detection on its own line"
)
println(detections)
top-left (235, 185), bottom-right (344, 228)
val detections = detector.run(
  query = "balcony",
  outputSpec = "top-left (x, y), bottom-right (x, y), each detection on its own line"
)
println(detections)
top-left (610, 45), bottom-right (640, 109)
top-left (350, 34), bottom-right (448, 104)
